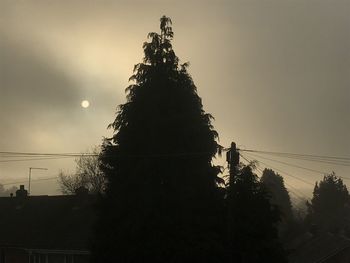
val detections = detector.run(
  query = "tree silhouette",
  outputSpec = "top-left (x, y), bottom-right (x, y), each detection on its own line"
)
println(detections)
top-left (261, 168), bottom-right (293, 220)
top-left (306, 172), bottom-right (349, 234)
top-left (228, 164), bottom-right (287, 263)
top-left (58, 147), bottom-right (105, 195)
top-left (260, 168), bottom-right (296, 243)
top-left (91, 16), bottom-right (224, 262)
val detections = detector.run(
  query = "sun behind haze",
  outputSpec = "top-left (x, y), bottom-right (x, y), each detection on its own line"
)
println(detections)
top-left (0, 0), bottom-right (349, 196)
top-left (81, 100), bottom-right (90, 108)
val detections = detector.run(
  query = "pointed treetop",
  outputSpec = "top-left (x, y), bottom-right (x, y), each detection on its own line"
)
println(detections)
top-left (140, 15), bottom-right (177, 68)
top-left (160, 16), bottom-right (173, 38)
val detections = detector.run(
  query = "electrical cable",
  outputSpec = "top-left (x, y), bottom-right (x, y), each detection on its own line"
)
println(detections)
top-left (243, 152), bottom-right (315, 186)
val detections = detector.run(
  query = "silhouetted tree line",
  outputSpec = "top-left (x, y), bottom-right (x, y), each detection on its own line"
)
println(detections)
top-left (88, 16), bottom-right (348, 262)
top-left (261, 170), bottom-right (350, 247)
top-left (306, 172), bottom-right (350, 236)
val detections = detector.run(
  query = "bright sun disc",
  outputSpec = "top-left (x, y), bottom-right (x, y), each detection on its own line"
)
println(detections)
top-left (81, 100), bottom-right (90, 108)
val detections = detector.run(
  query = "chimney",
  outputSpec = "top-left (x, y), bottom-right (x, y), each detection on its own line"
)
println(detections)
top-left (16, 185), bottom-right (28, 199)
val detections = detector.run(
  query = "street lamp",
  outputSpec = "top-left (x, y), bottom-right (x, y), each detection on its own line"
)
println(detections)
top-left (28, 167), bottom-right (48, 195)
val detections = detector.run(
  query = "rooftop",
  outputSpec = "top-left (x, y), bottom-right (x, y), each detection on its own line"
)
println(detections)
top-left (0, 188), bottom-right (97, 251)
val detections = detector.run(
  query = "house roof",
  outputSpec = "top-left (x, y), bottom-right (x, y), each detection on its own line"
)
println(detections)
top-left (0, 194), bottom-right (97, 251)
top-left (288, 232), bottom-right (350, 263)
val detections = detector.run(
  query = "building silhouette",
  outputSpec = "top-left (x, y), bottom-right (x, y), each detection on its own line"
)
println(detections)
top-left (0, 185), bottom-right (96, 263)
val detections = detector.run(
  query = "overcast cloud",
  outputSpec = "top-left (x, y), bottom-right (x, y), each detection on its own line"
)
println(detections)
top-left (0, 0), bottom-right (349, 195)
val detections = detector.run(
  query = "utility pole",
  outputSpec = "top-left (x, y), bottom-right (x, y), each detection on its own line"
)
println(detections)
top-left (28, 167), bottom-right (48, 195)
top-left (226, 142), bottom-right (240, 185)
top-left (226, 142), bottom-right (240, 259)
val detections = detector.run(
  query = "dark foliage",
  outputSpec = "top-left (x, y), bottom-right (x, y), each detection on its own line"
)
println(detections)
top-left (261, 168), bottom-right (293, 220)
top-left (227, 164), bottom-right (288, 263)
top-left (58, 147), bottom-right (105, 195)
top-left (260, 168), bottom-right (297, 243)
top-left (91, 16), bottom-right (224, 262)
top-left (306, 172), bottom-right (350, 234)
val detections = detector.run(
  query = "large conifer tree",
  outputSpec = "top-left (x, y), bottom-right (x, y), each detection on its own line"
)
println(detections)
top-left (92, 16), bottom-right (224, 262)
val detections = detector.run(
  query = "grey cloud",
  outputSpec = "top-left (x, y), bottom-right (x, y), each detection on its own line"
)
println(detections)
top-left (0, 0), bottom-right (349, 195)
top-left (0, 38), bottom-right (117, 150)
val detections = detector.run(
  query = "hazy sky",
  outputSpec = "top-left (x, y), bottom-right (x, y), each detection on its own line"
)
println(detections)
top-left (1, 0), bottom-right (349, 197)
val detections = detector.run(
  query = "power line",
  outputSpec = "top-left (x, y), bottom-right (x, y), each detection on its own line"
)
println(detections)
top-left (240, 154), bottom-right (254, 166)
top-left (240, 149), bottom-right (350, 161)
top-left (267, 155), bottom-right (350, 167)
top-left (243, 152), bottom-right (315, 186)
top-left (241, 154), bottom-right (264, 176)
top-left (0, 150), bottom-right (216, 160)
top-left (284, 182), bottom-right (310, 200)
top-left (285, 183), bottom-right (309, 201)
top-left (0, 156), bottom-right (75, 163)
top-left (1, 176), bottom-right (59, 186)
top-left (2, 148), bottom-right (350, 163)
top-left (240, 150), bottom-right (350, 167)
top-left (246, 152), bottom-right (327, 175)
top-left (0, 152), bottom-right (85, 157)
top-left (246, 152), bottom-right (350, 181)
top-left (241, 154), bottom-right (309, 201)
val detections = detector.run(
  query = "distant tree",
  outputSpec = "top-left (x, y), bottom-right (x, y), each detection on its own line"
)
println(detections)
top-left (260, 168), bottom-right (293, 220)
top-left (58, 147), bottom-right (105, 195)
top-left (0, 184), bottom-right (17, 197)
top-left (227, 164), bottom-right (287, 263)
top-left (91, 16), bottom-right (224, 262)
top-left (292, 196), bottom-right (308, 220)
top-left (260, 168), bottom-right (311, 244)
top-left (306, 172), bottom-right (349, 234)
